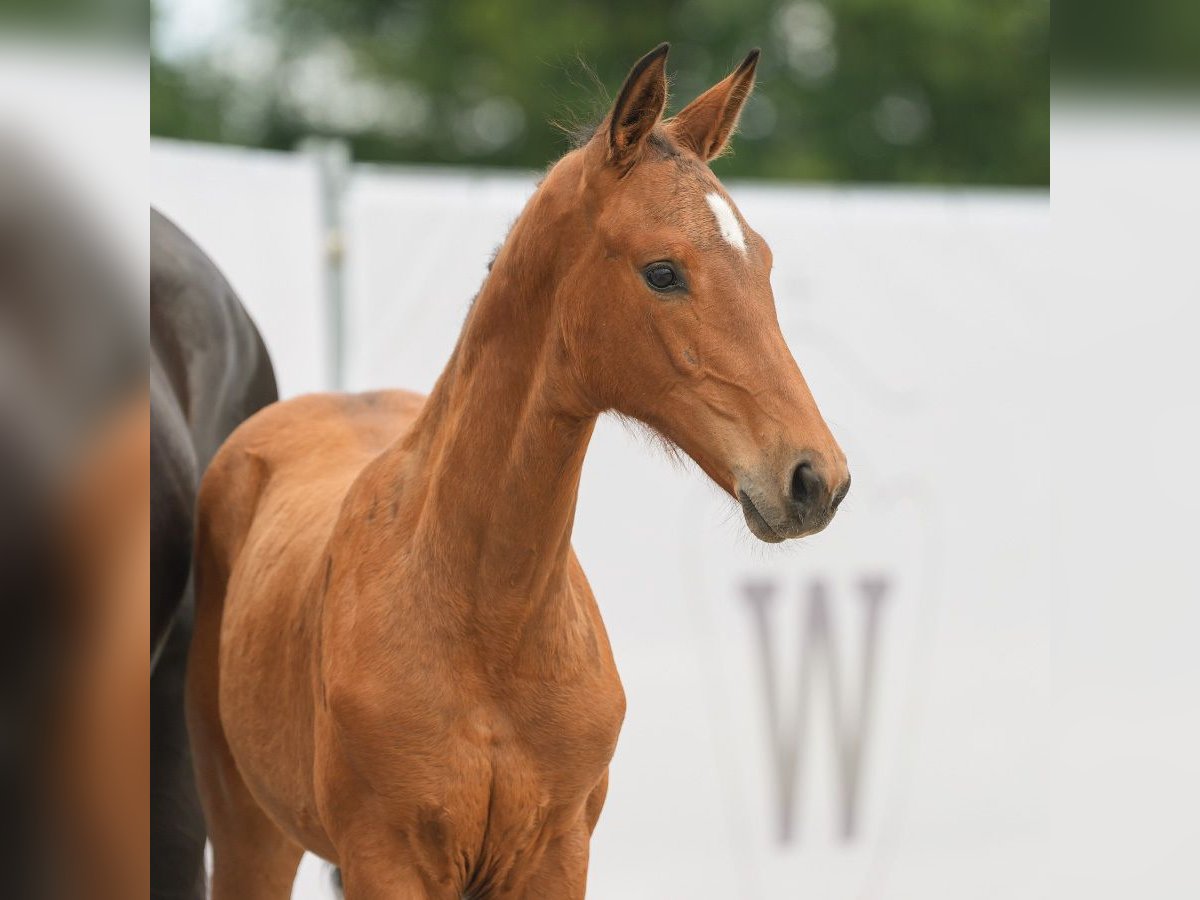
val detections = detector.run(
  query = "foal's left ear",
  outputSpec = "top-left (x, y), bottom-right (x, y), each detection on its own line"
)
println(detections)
top-left (668, 49), bottom-right (760, 161)
top-left (606, 43), bottom-right (670, 168)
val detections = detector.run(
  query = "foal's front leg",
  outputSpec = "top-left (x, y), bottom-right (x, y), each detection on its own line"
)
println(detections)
top-left (485, 771), bottom-right (607, 899)
top-left (327, 809), bottom-right (468, 900)
top-left (487, 823), bottom-right (592, 900)
top-left (339, 856), bottom-right (459, 900)
top-left (337, 820), bottom-right (591, 900)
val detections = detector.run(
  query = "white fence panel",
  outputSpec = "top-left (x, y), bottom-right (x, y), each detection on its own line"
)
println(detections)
top-left (150, 140), bottom-right (330, 397)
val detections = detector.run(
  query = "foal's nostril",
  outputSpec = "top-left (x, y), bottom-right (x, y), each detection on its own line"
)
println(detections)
top-left (831, 475), bottom-right (851, 512)
top-left (789, 461), bottom-right (823, 508)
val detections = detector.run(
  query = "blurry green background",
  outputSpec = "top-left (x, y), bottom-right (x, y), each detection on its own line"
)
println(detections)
top-left (150, 0), bottom-right (1048, 186)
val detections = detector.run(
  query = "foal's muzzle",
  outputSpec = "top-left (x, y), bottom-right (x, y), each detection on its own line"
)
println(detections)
top-left (736, 454), bottom-right (850, 543)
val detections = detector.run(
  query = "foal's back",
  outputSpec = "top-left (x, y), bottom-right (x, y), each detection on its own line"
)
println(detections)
top-left (204, 389), bottom-right (424, 535)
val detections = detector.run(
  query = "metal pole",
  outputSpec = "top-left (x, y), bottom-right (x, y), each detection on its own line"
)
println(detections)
top-left (301, 137), bottom-right (350, 391)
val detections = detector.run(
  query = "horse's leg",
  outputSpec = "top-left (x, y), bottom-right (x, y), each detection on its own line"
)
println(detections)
top-left (208, 819), bottom-right (302, 900)
top-left (188, 654), bottom-right (303, 897)
top-left (187, 581), bottom-right (303, 899)
top-left (494, 824), bottom-right (591, 900)
top-left (337, 849), bottom-right (455, 900)
top-left (492, 774), bottom-right (606, 900)
top-left (150, 608), bottom-right (206, 900)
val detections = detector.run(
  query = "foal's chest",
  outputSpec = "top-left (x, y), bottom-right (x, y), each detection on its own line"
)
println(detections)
top-left (319, 557), bottom-right (625, 885)
top-left (380, 690), bottom-right (622, 893)
top-left (445, 671), bottom-right (624, 814)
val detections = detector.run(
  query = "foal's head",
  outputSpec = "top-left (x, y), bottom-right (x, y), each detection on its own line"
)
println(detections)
top-left (526, 44), bottom-right (849, 542)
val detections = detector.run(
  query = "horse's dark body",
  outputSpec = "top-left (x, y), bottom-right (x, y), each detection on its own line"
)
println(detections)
top-left (151, 209), bottom-right (277, 900)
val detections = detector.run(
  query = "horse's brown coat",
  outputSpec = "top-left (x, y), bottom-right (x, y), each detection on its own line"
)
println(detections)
top-left (188, 45), bottom-right (848, 899)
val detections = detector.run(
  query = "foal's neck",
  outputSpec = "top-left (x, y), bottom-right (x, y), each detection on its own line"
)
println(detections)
top-left (393, 180), bottom-right (598, 657)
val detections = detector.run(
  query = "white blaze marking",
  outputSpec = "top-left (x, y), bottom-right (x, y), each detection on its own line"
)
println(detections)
top-left (705, 192), bottom-right (747, 254)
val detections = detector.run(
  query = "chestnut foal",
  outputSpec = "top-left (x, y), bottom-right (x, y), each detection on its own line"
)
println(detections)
top-left (189, 44), bottom-right (849, 899)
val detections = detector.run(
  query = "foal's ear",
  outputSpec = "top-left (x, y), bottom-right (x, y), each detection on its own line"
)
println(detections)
top-left (605, 43), bottom-right (670, 168)
top-left (668, 49), bottom-right (760, 161)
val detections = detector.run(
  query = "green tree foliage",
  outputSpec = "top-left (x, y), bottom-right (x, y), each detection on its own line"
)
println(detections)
top-left (151, 0), bottom-right (1047, 185)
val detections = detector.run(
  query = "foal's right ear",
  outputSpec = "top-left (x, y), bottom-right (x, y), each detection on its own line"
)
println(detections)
top-left (605, 43), bottom-right (670, 169)
top-left (668, 48), bottom-right (759, 161)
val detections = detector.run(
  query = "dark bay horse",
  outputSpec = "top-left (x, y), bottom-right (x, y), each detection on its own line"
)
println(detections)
top-left (189, 45), bottom-right (849, 899)
top-left (151, 209), bottom-right (277, 900)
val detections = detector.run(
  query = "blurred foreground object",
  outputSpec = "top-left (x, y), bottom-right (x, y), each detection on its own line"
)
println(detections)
top-left (0, 137), bottom-right (145, 898)
top-left (0, 0), bottom-right (143, 47)
top-left (0, 30), bottom-right (146, 895)
top-left (57, 388), bottom-right (151, 900)
top-left (1056, 0), bottom-right (1200, 88)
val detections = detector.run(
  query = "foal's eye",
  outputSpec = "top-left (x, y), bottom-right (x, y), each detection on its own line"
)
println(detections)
top-left (643, 262), bottom-right (682, 293)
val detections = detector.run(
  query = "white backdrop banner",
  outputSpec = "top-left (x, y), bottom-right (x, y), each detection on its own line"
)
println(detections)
top-left (152, 140), bottom-right (1051, 900)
